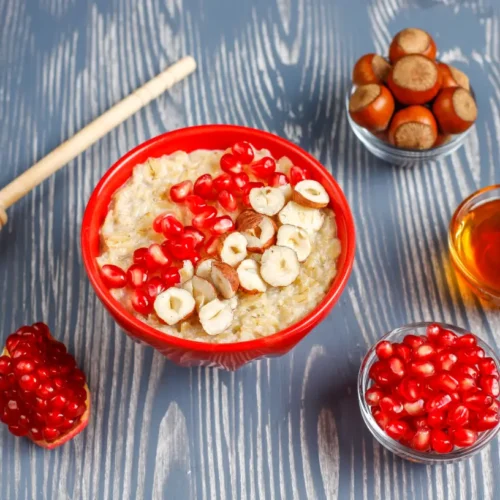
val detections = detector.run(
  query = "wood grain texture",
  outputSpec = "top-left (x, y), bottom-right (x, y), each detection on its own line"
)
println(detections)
top-left (0, 0), bottom-right (499, 499)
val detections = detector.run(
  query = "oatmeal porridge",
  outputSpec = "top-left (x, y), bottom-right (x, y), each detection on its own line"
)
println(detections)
top-left (97, 142), bottom-right (341, 343)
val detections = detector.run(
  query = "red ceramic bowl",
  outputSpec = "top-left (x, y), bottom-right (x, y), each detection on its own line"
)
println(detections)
top-left (81, 125), bottom-right (356, 370)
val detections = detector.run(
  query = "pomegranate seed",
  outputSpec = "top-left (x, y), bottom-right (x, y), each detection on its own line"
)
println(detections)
top-left (431, 429), bottom-right (453, 453)
top-left (220, 154), bottom-right (243, 175)
top-left (479, 375), bottom-right (500, 397)
top-left (411, 427), bottom-right (431, 451)
top-left (375, 341), bottom-right (393, 360)
top-left (398, 378), bottom-right (421, 402)
top-left (403, 399), bottom-right (425, 416)
top-left (427, 410), bottom-right (446, 428)
top-left (400, 428), bottom-right (416, 447)
top-left (213, 174), bottom-right (234, 193)
top-left (387, 357), bottom-right (405, 379)
top-left (160, 267), bottom-right (181, 288)
top-left (13, 358), bottom-right (36, 377)
top-left (0, 357), bottom-right (12, 375)
top-left (152, 213), bottom-right (168, 233)
top-left (131, 289), bottom-right (153, 315)
top-left (249, 157), bottom-right (276, 178)
top-left (205, 236), bottom-right (220, 256)
top-left (242, 181), bottom-right (265, 206)
top-left (269, 172), bottom-right (289, 187)
top-left (189, 251), bottom-right (201, 265)
top-left (426, 393), bottom-right (452, 413)
top-left (218, 190), bottom-right (238, 212)
top-left (145, 244), bottom-right (171, 270)
top-left (126, 264), bottom-right (148, 288)
top-left (403, 334), bottom-right (424, 349)
top-left (160, 214), bottom-right (184, 237)
top-left (170, 180), bottom-right (193, 202)
top-left (290, 166), bottom-right (309, 185)
top-left (100, 265), bottom-right (127, 289)
top-left (435, 351), bottom-right (458, 372)
top-left (456, 347), bottom-right (485, 364)
top-left (365, 387), bottom-right (385, 406)
top-left (393, 344), bottom-right (412, 364)
top-left (194, 174), bottom-right (215, 199)
top-left (373, 409), bottom-right (390, 430)
top-left (185, 195), bottom-right (208, 215)
top-left (133, 247), bottom-right (148, 266)
top-left (409, 360), bottom-right (435, 378)
top-left (144, 277), bottom-right (167, 299)
top-left (386, 420), bottom-right (410, 441)
top-left (453, 363), bottom-right (479, 380)
top-left (452, 428), bottom-right (478, 447)
top-left (379, 395), bottom-right (404, 416)
top-left (463, 392), bottom-right (493, 412)
top-left (447, 404), bottom-right (470, 428)
top-left (232, 172), bottom-right (250, 194)
top-left (369, 361), bottom-right (391, 385)
top-left (477, 358), bottom-right (500, 378)
top-left (192, 206), bottom-right (218, 230)
top-left (455, 333), bottom-right (477, 348)
top-left (164, 235), bottom-right (195, 260)
top-left (211, 215), bottom-right (235, 235)
top-left (18, 374), bottom-right (39, 392)
top-left (231, 141), bottom-right (254, 163)
top-left (431, 372), bottom-right (459, 393)
top-left (413, 343), bottom-right (435, 360)
top-left (183, 226), bottom-right (205, 248)
top-left (43, 427), bottom-right (60, 442)
top-left (412, 417), bottom-right (428, 429)
top-left (475, 409), bottom-right (500, 431)
top-left (426, 323), bottom-right (442, 342)
top-left (437, 330), bottom-right (457, 347)
top-left (449, 391), bottom-right (461, 402)
top-left (31, 323), bottom-right (50, 338)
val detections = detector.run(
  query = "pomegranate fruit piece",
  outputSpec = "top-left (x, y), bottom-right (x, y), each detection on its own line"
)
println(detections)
top-left (289, 166), bottom-right (310, 186)
top-left (480, 375), bottom-right (500, 397)
top-left (452, 428), bottom-right (478, 447)
top-left (393, 344), bottom-right (412, 364)
top-left (426, 323), bottom-right (442, 342)
top-left (218, 190), bottom-right (238, 212)
top-left (385, 420), bottom-right (409, 440)
top-left (411, 427), bottom-right (431, 451)
top-left (431, 429), bottom-right (453, 453)
top-left (0, 323), bottom-right (90, 448)
top-left (403, 334), bottom-right (424, 349)
top-left (409, 360), bottom-right (435, 378)
top-left (232, 172), bottom-right (250, 194)
top-left (413, 343), bottom-right (435, 360)
top-left (375, 340), bottom-right (393, 360)
top-left (133, 247), bottom-right (148, 266)
top-left (427, 410), bottom-right (446, 428)
top-left (183, 226), bottom-right (205, 248)
top-left (477, 358), bottom-right (500, 378)
top-left (249, 157), bottom-right (276, 178)
top-left (213, 173), bottom-right (235, 193)
top-left (126, 264), bottom-right (148, 288)
top-left (170, 180), bottom-right (193, 202)
top-left (269, 172), bottom-right (289, 188)
top-left (435, 351), bottom-right (458, 372)
top-left (455, 333), bottom-right (477, 348)
top-left (145, 244), bottom-right (171, 271)
top-left (379, 395), bottom-right (404, 416)
top-left (398, 378), bottom-right (421, 402)
top-left (210, 215), bottom-right (235, 235)
top-left (185, 195), bottom-right (208, 215)
top-left (463, 392), bottom-right (493, 412)
top-left (431, 372), bottom-right (459, 393)
top-left (456, 347), bottom-right (485, 364)
top-left (160, 267), bottom-right (181, 288)
top-left (231, 141), bottom-right (254, 163)
top-left (446, 404), bottom-right (470, 428)
top-left (403, 399), bottom-right (425, 416)
top-left (387, 356), bottom-right (405, 379)
top-left (194, 174), bottom-right (215, 199)
top-left (131, 289), bottom-right (153, 315)
top-left (160, 214), bottom-right (184, 237)
top-left (100, 265), bottom-right (127, 289)
top-left (475, 409), bottom-right (500, 431)
top-left (144, 277), bottom-right (167, 299)
top-left (205, 236), bottom-right (220, 256)
top-left (365, 386), bottom-right (385, 406)
top-left (373, 409), bottom-right (390, 430)
top-left (436, 330), bottom-right (458, 347)
top-left (192, 206), bottom-right (218, 230)
top-left (220, 154), bottom-right (243, 175)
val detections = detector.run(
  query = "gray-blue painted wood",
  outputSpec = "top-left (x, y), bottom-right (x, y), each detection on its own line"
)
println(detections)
top-left (1, 0), bottom-right (499, 498)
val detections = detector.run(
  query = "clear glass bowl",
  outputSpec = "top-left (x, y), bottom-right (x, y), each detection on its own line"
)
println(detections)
top-left (358, 322), bottom-right (500, 463)
top-left (448, 185), bottom-right (500, 304)
top-left (346, 85), bottom-right (474, 167)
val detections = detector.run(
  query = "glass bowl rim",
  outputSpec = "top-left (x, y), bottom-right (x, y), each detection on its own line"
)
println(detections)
top-left (448, 184), bottom-right (500, 300)
top-left (358, 321), bottom-right (500, 463)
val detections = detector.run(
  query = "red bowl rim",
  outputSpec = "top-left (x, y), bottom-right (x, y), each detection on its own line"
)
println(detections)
top-left (81, 124), bottom-right (356, 354)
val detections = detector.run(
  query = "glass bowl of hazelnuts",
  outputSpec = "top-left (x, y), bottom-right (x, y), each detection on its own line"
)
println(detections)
top-left (346, 28), bottom-right (477, 166)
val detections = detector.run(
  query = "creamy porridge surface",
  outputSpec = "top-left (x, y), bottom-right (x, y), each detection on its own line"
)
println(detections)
top-left (97, 147), bottom-right (342, 343)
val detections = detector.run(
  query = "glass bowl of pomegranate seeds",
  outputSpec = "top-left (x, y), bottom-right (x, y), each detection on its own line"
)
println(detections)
top-left (82, 125), bottom-right (355, 370)
top-left (358, 322), bottom-right (500, 463)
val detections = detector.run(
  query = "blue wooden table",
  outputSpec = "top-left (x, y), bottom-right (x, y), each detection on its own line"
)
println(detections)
top-left (1, 1), bottom-right (499, 498)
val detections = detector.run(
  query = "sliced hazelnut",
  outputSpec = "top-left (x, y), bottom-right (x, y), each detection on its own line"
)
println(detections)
top-left (236, 259), bottom-right (267, 294)
top-left (278, 201), bottom-right (325, 233)
top-left (260, 246), bottom-right (300, 287)
top-left (211, 261), bottom-right (240, 299)
top-left (276, 224), bottom-right (311, 262)
top-left (218, 232), bottom-right (248, 267)
top-left (292, 180), bottom-right (330, 208)
top-left (249, 186), bottom-right (286, 216)
top-left (199, 299), bottom-right (234, 336)
top-left (154, 288), bottom-right (195, 326)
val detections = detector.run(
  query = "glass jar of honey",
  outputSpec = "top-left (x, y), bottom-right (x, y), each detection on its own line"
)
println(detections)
top-left (449, 185), bottom-right (500, 303)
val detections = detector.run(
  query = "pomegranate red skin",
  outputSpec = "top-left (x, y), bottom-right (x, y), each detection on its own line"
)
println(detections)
top-left (1, 324), bottom-right (90, 449)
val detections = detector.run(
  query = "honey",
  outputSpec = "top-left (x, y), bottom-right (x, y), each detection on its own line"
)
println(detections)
top-left (451, 197), bottom-right (500, 294)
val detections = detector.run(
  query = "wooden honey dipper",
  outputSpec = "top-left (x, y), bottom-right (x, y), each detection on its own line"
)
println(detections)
top-left (0, 56), bottom-right (197, 230)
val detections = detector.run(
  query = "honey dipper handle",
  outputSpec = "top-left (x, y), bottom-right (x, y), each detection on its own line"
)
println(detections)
top-left (0, 56), bottom-right (197, 228)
